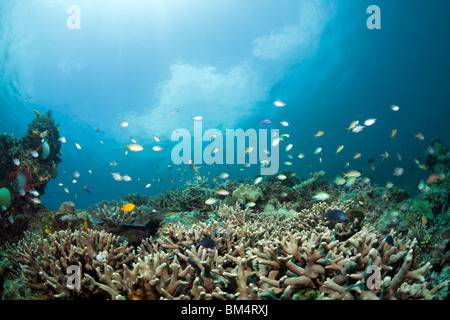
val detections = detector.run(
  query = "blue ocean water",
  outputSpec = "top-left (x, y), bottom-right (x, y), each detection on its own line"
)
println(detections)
top-left (1, 0), bottom-right (449, 210)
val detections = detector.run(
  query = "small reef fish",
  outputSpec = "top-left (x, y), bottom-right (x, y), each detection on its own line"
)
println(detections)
top-left (189, 160), bottom-right (200, 173)
top-left (245, 202), bottom-right (256, 208)
top-left (216, 189), bottom-right (229, 196)
top-left (83, 221), bottom-right (89, 231)
top-left (414, 133), bottom-right (425, 141)
top-left (380, 151), bottom-right (389, 162)
top-left (336, 145), bottom-right (344, 153)
top-left (277, 174), bottom-right (287, 180)
top-left (386, 181), bottom-right (394, 189)
top-left (385, 234), bottom-right (394, 245)
top-left (28, 189), bottom-right (39, 197)
top-left (205, 198), bottom-right (219, 205)
top-left (171, 108), bottom-right (179, 115)
top-left (400, 201), bottom-right (411, 211)
top-left (109, 161), bottom-right (117, 166)
top-left (44, 228), bottom-right (53, 235)
top-left (153, 135), bottom-right (160, 142)
top-left (284, 161), bottom-right (292, 166)
top-left (152, 146), bottom-right (163, 151)
top-left (75, 143), bottom-right (82, 149)
top-left (426, 172), bottom-right (445, 184)
top-left (198, 238), bottom-right (217, 249)
top-left (30, 150), bottom-right (39, 158)
top-left (120, 121), bottom-right (129, 127)
top-left (12, 158), bottom-right (20, 166)
top-left (321, 209), bottom-right (348, 223)
top-left (280, 134), bottom-right (290, 140)
top-left (353, 153), bottom-right (361, 160)
top-left (397, 152), bottom-right (402, 161)
top-left (272, 137), bottom-right (280, 147)
top-left (192, 115), bottom-right (202, 121)
top-left (31, 198), bottom-right (41, 204)
top-left (347, 120), bottom-right (359, 132)
top-left (111, 172), bottom-right (122, 181)
top-left (219, 172), bottom-right (229, 179)
top-left (244, 147), bottom-right (254, 154)
top-left (285, 144), bottom-right (293, 152)
top-left (145, 183), bottom-right (151, 188)
top-left (73, 171), bottom-right (80, 178)
top-left (261, 119), bottom-right (271, 124)
top-left (121, 203), bottom-right (135, 212)
top-left (345, 176), bottom-right (356, 187)
top-left (280, 121), bottom-right (289, 127)
top-left (274, 100), bottom-right (287, 107)
top-left (64, 187), bottom-right (69, 193)
top-left (314, 131), bottom-right (324, 139)
top-left (391, 129), bottom-right (397, 139)
top-left (334, 176), bottom-right (346, 186)
top-left (122, 175), bottom-right (132, 182)
top-left (390, 104), bottom-right (400, 111)
top-left (352, 125), bottom-right (365, 133)
top-left (342, 170), bottom-right (361, 178)
top-left (393, 167), bottom-right (404, 176)
top-left (33, 109), bottom-right (40, 117)
top-left (126, 144), bottom-right (144, 152)
top-left (418, 164), bottom-right (428, 170)
top-left (254, 176), bottom-right (263, 184)
top-left (364, 119), bottom-right (376, 126)
top-left (58, 137), bottom-right (66, 143)
top-left (312, 192), bottom-right (330, 201)
top-left (84, 184), bottom-right (92, 193)
top-left (298, 153), bottom-right (305, 159)
top-left (313, 147), bottom-right (322, 155)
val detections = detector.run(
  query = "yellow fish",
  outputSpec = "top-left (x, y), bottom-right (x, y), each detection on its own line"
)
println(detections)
top-left (342, 170), bottom-right (361, 178)
top-left (83, 221), bottom-right (89, 231)
top-left (44, 228), bottom-right (53, 234)
top-left (213, 178), bottom-right (217, 183)
top-left (336, 145), bottom-right (344, 153)
top-left (391, 129), bottom-right (397, 139)
top-left (346, 120), bottom-right (359, 132)
top-left (380, 151), bottom-right (389, 162)
top-left (421, 215), bottom-right (427, 227)
top-left (121, 203), bottom-right (135, 212)
top-left (33, 109), bottom-right (40, 117)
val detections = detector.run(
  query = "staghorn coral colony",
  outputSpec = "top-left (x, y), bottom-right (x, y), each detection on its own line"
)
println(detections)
top-left (0, 115), bottom-right (449, 300)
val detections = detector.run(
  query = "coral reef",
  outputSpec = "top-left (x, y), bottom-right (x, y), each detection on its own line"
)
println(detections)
top-left (2, 201), bottom-right (447, 300)
top-left (0, 111), bottom-right (62, 242)
top-left (232, 184), bottom-right (263, 205)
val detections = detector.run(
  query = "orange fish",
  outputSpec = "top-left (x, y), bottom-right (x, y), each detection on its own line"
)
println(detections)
top-left (213, 178), bottom-right (217, 183)
top-left (121, 203), bottom-right (135, 212)
top-left (83, 221), bottom-right (89, 231)
top-left (314, 131), bottom-right (324, 139)
top-left (426, 172), bottom-right (445, 184)
top-left (391, 129), bottom-right (397, 139)
top-left (44, 228), bottom-right (52, 234)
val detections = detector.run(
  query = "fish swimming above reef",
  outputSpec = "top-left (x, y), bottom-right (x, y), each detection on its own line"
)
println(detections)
top-left (83, 185), bottom-right (92, 193)
top-left (121, 203), bottom-right (135, 212)
top-left (321, 209), bottom-right (349, 223)
top-left (126, 144), bottom-right (144, 152)
top-left (198, 238), bottom-right (218, 249)
top-left (312, 192), bottom-right (330, 201)
top-left (189, 160), bottom-right (200, 174)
